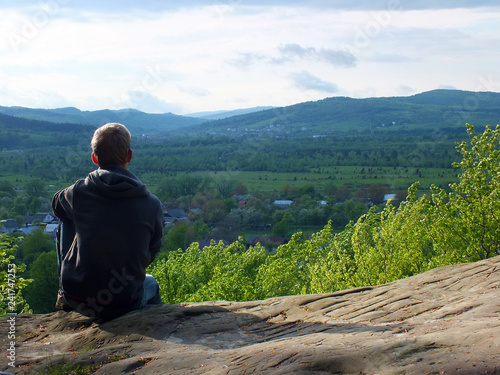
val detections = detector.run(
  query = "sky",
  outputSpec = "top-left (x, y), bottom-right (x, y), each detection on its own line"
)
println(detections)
top-left (1, 0), bottom-right (500, 115)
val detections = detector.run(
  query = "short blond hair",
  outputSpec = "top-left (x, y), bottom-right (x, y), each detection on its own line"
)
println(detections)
top-left (91, 123), bottom-right (131, 166)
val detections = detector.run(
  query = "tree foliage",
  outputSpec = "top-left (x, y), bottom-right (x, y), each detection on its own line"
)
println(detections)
top-left (150, 239), bottom-right (267, 303)
top-left (0, 233), bottom-right (31, 315)
top-left (19, 227), bottom-right (55, 265)
top-left (430, 123), bottom-right (500, 262)
top-left (151, 124), bottom-right (500, 304)
top-left (24, 251), bottom-right (58, 313)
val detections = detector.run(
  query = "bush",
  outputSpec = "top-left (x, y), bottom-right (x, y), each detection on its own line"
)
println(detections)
top-left (0, 233), bottom-right (31, 316)
top-left (25, 251), bottom-right (58, 313)
top-left (150, 238), bottom-right (267, 303)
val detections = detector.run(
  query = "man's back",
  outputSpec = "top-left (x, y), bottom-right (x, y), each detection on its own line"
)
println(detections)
top-left (54, 165), bottom-right (163, 311)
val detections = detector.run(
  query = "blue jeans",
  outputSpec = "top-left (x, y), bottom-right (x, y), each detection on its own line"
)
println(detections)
top-left (141, 274), bottom-right (162, 307)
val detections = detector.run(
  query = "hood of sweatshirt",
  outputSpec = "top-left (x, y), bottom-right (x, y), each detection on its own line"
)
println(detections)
top-left (86, 165), bottom-right (149, 199)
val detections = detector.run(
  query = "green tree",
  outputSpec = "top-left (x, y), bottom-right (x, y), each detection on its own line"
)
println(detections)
top-left (203, 199), bottom-right (227, 225)
top-left (346, 184), bottom-right (436, 286)
top-left (24, 178), bottom-right (47, 198)
top-left (193, 219), bottom-right (210, 239)
top-left (0, 233), bottom-right (31, 315)
top-left (11, 196), bottom-right (28, 216)
top-left (0, 181), bottom-right (16, 198)
top-left (279, 184), bottom-right (300, 200)
top-left (27, 197), bottom-right (42, 215)
top-left (24, 251), bottom-right (58, 313)
top-left (233, 183), bottom-right (248, 196)
top-left (431, 123), bottom-right (500, 262)
top-left (164, 222), bottom-right (195, 252)
top-left (150, 239), bottom-right (267, 303)
top-left (272, 211), bottom-right (296, 237)
top-left (20, 227), bottom-right (56, 264)
top-left (257, 226), bottom-right (333, 298)
top-left (213, 177), bottom-right (237, 199)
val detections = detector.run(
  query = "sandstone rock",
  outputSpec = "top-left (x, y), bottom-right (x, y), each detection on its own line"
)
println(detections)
top-left (2, 256), bottom-right (500, 374)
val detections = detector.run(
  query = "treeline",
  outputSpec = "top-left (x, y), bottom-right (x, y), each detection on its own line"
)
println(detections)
top-left (0, 126), bottom-right (462, 183)
top-left (132, 130), bottom-right (461, 174)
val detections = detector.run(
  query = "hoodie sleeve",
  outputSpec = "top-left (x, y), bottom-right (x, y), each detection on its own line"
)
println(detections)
top-left (52, 182), bottom-right (78, 221)
top-left (149, 204), bottom-right (164, 262)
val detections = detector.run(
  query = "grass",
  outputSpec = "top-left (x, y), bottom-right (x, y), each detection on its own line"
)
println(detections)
top-left (39, 352), bottom-right (130, 375)
top-left (40, 362), bottom-right (99, 375)
top-left (1, 165), bottom-right (458, 199)
top-left (144, 166), bottom-right (458, 195)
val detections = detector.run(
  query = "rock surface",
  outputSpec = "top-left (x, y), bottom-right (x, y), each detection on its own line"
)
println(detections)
top-left (2, 256), bottom-right (500, 374)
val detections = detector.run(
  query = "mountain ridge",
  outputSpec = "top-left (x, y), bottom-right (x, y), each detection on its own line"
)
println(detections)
top-left (1, 89), bottom-right (499, 137)
top-left (190, 89), bottom-right (500, 135)
top-left (187, 106), bottom-right (275, 120)
top-left (0, 105), bottom-right (205, 136)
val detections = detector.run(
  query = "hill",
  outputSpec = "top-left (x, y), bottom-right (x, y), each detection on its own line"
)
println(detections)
top-left (2, 255), bottom-right (499, 374)
top-left (1, 89), bottom-right (499, 138)
top-left (0, 112), bottom-right (96, 149)
top-left (189, 89), bottom-right (500, 135)
top-left (187, 106), bottom-right (274, 120)
top-left (0, 106), bottom-right (204, 136)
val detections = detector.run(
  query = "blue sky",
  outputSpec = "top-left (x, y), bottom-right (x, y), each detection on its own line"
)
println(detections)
top-left (1, 1), bottom-right (499, 114)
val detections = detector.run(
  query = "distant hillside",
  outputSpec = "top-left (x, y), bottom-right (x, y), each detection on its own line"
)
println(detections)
top-left (0, 112), bottom-right (95, 149)
top-left (188, 89), bottom-right (500, 135)
top-left (0, 106), bottom-right (205, 136)
top-left (2, 89), bottom-right (499, 137)
top-left (187, 106), bottom-right (274, 120)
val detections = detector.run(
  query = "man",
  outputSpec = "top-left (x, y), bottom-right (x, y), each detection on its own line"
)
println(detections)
top-left (53, 122), bottom-right (164, 321)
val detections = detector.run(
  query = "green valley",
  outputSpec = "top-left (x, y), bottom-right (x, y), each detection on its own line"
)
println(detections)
top-left (1, 89), bottom-right (499, 314)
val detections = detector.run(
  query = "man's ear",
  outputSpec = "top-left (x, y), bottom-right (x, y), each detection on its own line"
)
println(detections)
top-left (125, 149), bottom-right (133, 163)
top-left (91, 153), bottom-right (99, 165)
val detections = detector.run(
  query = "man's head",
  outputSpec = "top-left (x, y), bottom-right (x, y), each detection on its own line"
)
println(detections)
top-left (91, 123), bottom-right (132, 167)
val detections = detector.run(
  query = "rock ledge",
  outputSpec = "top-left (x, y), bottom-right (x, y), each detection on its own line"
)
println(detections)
top-left (2, 256), bottom-right (500, 374)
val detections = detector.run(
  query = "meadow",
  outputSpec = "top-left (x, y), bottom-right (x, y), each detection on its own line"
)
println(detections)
top-left (140, 165), bottom-right (457, 197)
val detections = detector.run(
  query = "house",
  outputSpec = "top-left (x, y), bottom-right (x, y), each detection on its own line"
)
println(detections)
top-left (273, 200), bottom-right (293, 208)
top-left (188, 208), bottom-right (203, 218)
top-left (24, 213), bottom-right (57, 226)
top-left (163, 216), bottom-right (178, 225)
top-left (0, 219), bottom-right (20, 234)
top-left (163, 208), bottom-right (188, 225)
top-left (384, 194), bottom-right (397, 202)
top-left (164, 209), bottom-right (187, 220)
top-left (44, 223), bottom-right (59, 239)
top-left (18, 226), bottom-right (39, 235)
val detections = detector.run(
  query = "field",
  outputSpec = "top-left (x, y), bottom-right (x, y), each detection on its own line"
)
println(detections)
top-left (140, 165), bottom-right (458, 196)
top-left (0, 166), bottom-right (458, 198)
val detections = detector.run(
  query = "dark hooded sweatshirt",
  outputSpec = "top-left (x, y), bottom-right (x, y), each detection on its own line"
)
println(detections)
top-left (52, 165), bottom-right (163, 318)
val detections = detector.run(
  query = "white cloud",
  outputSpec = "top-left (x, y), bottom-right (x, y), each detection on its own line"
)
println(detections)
top-left (289, 71), bottom-right (339, 93)
top-left (278, 43), bottom-right (357, 67)
top-left (122, 91), bottom-right (182, 114)
top-left (0, 1), bottom-right (499, 113)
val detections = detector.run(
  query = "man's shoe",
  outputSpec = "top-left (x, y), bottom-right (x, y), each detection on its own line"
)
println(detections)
top-left (55, 289), bottom-right (73, 312)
